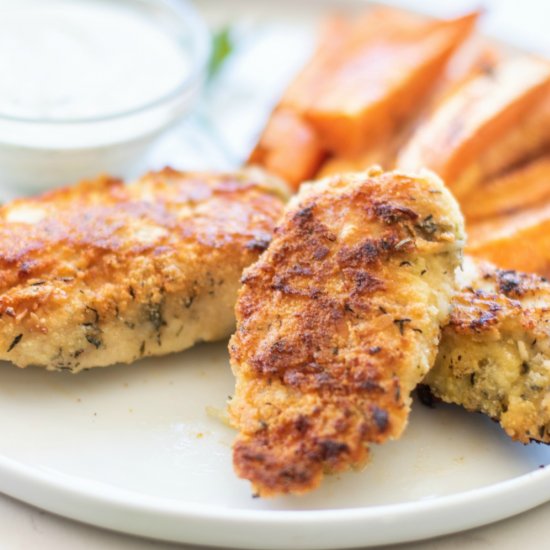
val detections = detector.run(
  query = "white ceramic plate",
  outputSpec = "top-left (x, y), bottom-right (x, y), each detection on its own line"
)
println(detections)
top-left (0, 343), bottom-right (549, 549)
top-left (1, 1), bottom-right (550, 548)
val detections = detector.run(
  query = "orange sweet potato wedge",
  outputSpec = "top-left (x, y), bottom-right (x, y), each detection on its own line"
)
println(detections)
top-left (249, 7), bottom-right (478, 188)
top-left (248, 108), bottom-right (325, 191)
top-left (316, 157), bottom-right (355, 179)
top-left (247, 14), bottom-right (352, 190)
top-left (290, 9), bottom-right (478, 156)
top-left (316, 148), bottom-right (392, 179)
top-left (398, 56), bottom-right (550, 199)
top-left (429, 39), bottom-right (501, 109)
top-left (462, 155), bottom-right (550, 223)
top-left (467, 203), bottom-right (550, 279)
top-left (316, 41), bottom-right (499, 180)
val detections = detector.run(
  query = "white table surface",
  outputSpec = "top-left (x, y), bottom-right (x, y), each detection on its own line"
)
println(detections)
top-left (1, 0), bottom-right (549, 548)
top-left (2, 493), bottom-right (550, 549)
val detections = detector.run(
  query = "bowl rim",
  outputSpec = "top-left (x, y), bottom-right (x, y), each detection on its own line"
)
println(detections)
top-left (0, 0), bottom-right (211, 126)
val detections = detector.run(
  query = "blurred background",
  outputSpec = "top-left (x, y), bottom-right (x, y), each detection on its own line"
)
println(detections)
top-left (0, 0), bottom-right (547, 199)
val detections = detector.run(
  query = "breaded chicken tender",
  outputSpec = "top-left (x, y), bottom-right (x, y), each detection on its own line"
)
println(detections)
top-left (424, 257), bottom-right (550, 443)
top-left (229, 167), bottom-right (465, 496)
top-left (0, 168), bottom-right (286, 372)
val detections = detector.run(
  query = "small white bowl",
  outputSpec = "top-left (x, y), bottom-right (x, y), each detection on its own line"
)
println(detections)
top-left (0, 0), bottom-right (210, 191)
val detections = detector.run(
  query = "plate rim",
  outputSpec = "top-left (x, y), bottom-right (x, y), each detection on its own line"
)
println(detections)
top-left (1, 450), bottom-right (550, 548)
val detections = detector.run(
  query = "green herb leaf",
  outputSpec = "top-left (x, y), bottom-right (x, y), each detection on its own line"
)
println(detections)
top-left (208, 26), bottom-right (234, 79)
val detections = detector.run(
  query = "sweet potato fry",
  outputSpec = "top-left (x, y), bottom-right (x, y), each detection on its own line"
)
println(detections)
top-left (430, 38), bottom-right (501, 107)
top-left (247, 14), bottom-right (352, 190)
top-left (398, 56), bottom-right (550, 199)
top-left (462, 155), bottom-right (550, 223)
top-left (316, 44), bottom-right (499, 180)
top-left (248, 108), bottom-right (325, 191)
top-left (294, 10), bottom-right (478, 156)
top-left (466, 203), bottom-right (550, 278)
top-left (316, 147), bottom-right (393, 179)
top-left (249, 7), bottom-right (477, 187)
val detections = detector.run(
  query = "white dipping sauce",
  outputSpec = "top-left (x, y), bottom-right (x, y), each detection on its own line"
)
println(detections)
top-left (0, 0), bottom-right (207, 192)
top-left (0, 0), bottom-right (190, 120)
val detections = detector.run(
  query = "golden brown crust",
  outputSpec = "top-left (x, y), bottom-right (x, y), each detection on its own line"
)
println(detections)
top-left (0, 168), bottom-right (286, 370)
top-left (229, 167), bottom-right (465, 496)
top-left (425, 257), bottom-right (550, 443)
